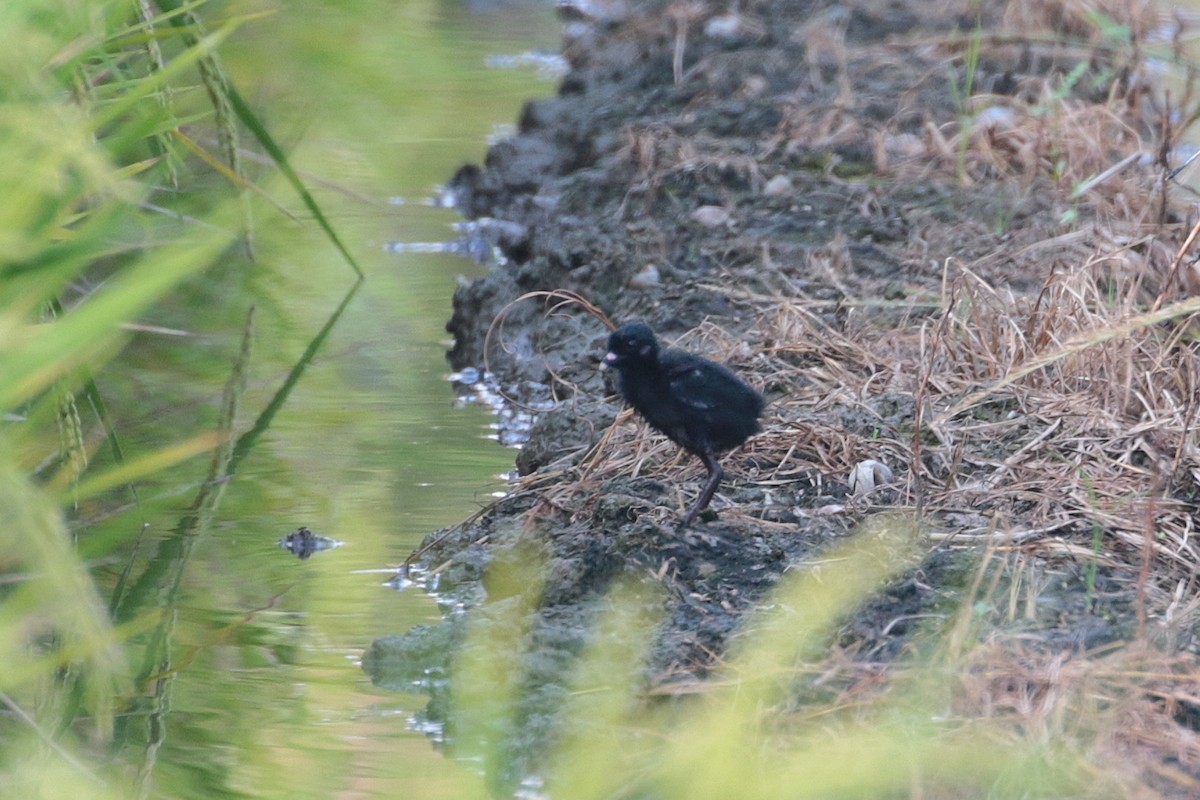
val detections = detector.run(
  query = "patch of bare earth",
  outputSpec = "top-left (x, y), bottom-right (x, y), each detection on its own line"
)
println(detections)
top-left (410, 0), bottom-right (1200, 794)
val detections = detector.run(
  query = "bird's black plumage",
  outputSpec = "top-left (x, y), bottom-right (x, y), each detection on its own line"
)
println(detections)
top-left (603, 321), bottom-right (764, 528)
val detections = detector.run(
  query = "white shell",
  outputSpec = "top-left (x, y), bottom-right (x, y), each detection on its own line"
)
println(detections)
top-left (848, 459), bottom-right (895, 497)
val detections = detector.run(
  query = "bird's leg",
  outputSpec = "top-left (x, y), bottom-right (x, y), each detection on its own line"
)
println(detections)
top-left (679, 448), bottom-right (723, 529)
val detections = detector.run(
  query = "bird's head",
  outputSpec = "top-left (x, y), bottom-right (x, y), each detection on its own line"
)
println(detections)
top-left (602, 321), bottom-right (658, 370)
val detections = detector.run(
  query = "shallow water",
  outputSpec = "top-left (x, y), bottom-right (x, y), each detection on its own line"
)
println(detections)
top-left (79, 2), bottom-right (560, 796)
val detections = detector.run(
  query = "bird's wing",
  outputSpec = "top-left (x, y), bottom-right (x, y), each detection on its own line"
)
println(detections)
top-left (664, 360), bottom-right (721, 412)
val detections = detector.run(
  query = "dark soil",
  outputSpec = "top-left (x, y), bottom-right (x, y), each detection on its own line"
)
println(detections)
top-left (364, 0), bottom-right (1200, 794)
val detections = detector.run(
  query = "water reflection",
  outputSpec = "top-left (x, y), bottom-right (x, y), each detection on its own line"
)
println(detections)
top-left (87, 1), bottom-right (560, 797)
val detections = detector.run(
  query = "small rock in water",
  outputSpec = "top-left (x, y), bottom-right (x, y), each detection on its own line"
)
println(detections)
top-left (386, 564), bottom-right (418, 591)
top-left (449, 366), bottom-right (481, 385)
top-left (278, 526), bottom-right (343, 560)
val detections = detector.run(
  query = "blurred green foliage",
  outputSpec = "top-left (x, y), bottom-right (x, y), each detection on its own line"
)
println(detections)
top-left (449, 514), bottom-right (1109, 800)
top-left (0, 0), bottom-right (250, 792)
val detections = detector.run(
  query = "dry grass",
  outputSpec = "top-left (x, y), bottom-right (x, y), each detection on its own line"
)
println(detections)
top-left (535, 243), bottom-right (1200, 578)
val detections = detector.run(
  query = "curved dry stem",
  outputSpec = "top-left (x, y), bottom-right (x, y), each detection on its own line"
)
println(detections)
top-left (481, 290), bottom-right (614, 409)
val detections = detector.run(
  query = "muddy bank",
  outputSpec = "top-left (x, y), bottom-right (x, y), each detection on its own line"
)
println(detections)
top-left (366, 0), bottom-right (1200, 793)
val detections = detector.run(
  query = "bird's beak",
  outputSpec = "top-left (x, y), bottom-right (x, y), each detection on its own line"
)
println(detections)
top-left (600, 351), bottom-right (617, 371)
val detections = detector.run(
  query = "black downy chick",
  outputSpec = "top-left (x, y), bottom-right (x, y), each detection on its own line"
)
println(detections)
top-left (603, 321), bottom-right (765, 528)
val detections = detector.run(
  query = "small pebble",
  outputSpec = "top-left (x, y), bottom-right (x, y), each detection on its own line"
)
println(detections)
top-left (883, 133), bottom-right (924, 159)
top-left (691, 205), bottom-right (733, 227)
top-left (763, 175), bottom-right (793, 197)
top-left (741, 75), bottom-right (768, 98)
top-left (629, 263), bottom-right (661, 289)
top-left (975, 105), bottom-right (1016, 130)
top-left (704, 13), bottom-right (742, 40)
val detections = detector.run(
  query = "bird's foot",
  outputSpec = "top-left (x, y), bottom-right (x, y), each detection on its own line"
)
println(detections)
top-left (676, 507), bottom-right (718, 532)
